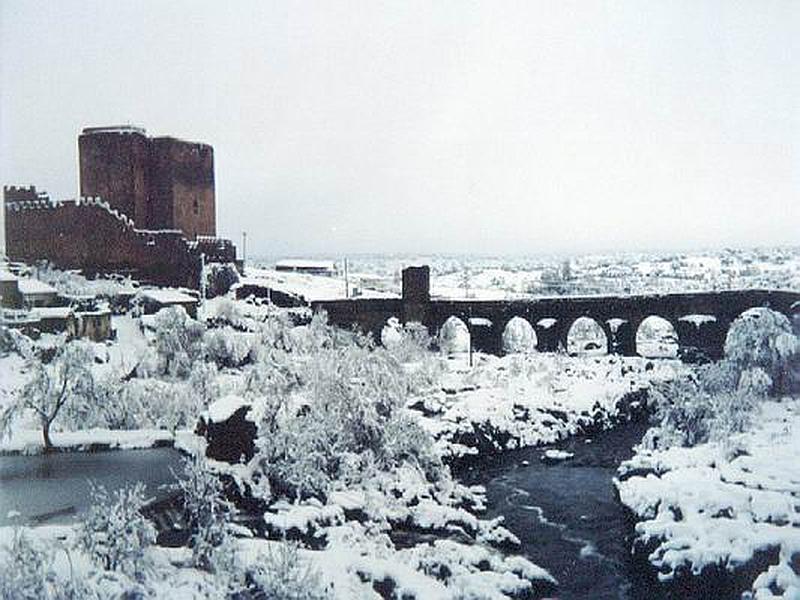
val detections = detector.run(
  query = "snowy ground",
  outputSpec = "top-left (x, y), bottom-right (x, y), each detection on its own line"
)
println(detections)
top-left (0, 293), bottom-right (696, 599)
top-left (409, 352), bottom-right (684, 464)
top-left (615, 399), bottom-right (800, 599)
top-left (239, 266), bottom-right (395, 302)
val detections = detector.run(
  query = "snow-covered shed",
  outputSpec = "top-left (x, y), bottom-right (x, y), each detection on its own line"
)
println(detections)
top-left (139, 288), bottom-right (199, 318)
top-left (17, 278), bottom-right (58, 307)
top-left (0, 271), bottom-right (23, 308)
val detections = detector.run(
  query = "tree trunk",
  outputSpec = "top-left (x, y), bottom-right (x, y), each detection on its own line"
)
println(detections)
top-left (42, 421), bottom-right (53, 453)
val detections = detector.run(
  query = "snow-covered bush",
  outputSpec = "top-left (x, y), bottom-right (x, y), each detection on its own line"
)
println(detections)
top-left (646, 361), bottom-right (759, 449)
top-left (724, 307), bottom-right (800, 395)
top-left (646, 312), bottom-right (800, 449)
top-left (175, 456), bottom-right (234, 572)
top-left (502, 316), bottom-right (537, 354)
top-left (0, 527), bottom-right (91, 600)
top-left (0, 338), bottom-right (95, 451)
top-left (69, 376), bottom-right (200, 431)
top-left (76, 482), bottom-right (155, 580)
top-left (244, 543), bottom-right (330, 600)
top-left (204, 327), bottom-right (255, 368)
top-left (152, 305), bottom-right (206, 377)
top-left (252, 344), bottom-right (442, 499)
top-left (0, 325), bottom-right (34, 359)
top-left (188, 360), bottom-right (221, 409)
top-left (384, 320), bottom-right (434, 363)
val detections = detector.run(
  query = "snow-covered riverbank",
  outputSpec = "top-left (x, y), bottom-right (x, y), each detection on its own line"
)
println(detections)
top-left (615, 399), bottom-right (800, 599)
top-left (412, 352), bottom-right (683, 465)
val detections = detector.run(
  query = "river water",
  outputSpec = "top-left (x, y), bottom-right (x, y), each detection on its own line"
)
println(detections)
top-left (461, 420), bottom-right (669, 600)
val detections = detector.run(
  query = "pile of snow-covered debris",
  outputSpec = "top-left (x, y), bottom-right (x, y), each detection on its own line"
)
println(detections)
top-left (615, 399), bottom-right (800, 599)
top-left (409, 352), bottom-right (685, 464)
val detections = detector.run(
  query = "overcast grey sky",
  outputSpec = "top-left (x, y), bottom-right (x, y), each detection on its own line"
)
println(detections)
top-left (1, 0), bottom-right (797, 256)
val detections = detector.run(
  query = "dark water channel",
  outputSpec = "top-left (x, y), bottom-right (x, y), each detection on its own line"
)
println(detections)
top-left (0, 448), bottom-right (184, 527)
top-left (461, 420), bottom-right (668, 600)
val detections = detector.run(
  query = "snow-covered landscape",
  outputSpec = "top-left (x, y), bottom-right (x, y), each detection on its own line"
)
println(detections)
top-left (3, 2), bottom-right (799, 597)
top-left (1, 259), bottom-right (799, 599)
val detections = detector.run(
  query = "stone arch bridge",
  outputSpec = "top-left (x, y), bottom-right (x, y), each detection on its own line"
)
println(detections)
top-left (311, 267), bottom-right (800, 360)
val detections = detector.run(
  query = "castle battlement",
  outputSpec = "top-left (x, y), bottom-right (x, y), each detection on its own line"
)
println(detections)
top-left (3, 126), bottom-right (237, 289)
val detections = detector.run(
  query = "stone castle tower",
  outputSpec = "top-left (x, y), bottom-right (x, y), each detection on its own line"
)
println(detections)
top-left (78, 126), bottom-right (215, 240)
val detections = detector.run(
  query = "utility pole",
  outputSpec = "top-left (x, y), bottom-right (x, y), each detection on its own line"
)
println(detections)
top-left (343, 258), bottom-right (348, 298)
top-left (241, 231), bottom-right (247, 275)
top-left (199, 253), bottom-right (206, 304)
top-left (468, 306), bottom-right (474, 368)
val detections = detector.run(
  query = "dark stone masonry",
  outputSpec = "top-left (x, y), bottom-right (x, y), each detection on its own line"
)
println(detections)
top-left (314, 266), bottom-right (800, 360)
top-left (4, 126), bottom-right (237, 288)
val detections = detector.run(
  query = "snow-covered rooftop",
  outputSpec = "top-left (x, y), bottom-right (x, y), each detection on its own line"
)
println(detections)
top-left (275, 259), bottom-right (336, 270)
top-left (32, 306), bottom-right (74, 319)
top-left (17, 278), bottom-right (57, 295)
top-left (140, 289), bottom-right (198, 305)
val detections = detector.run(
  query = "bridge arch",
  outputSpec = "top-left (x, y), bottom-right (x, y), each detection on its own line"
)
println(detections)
top-left (502, 317), bottom-right (538, 354)
top-left (380, 316), bottom-right (403, 348)
top-left (565, 316), bottom-right (609, 355)
top-left (438, 315), bottom-right (471, 354)
top-left (635, 315), bottom-right (678, 358)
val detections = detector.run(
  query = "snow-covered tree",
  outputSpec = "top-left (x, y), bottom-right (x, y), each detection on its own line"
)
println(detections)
top-left (0, 339), bottom-right (95, 451)
top-left (724, 307), bottom-right (800, 394)
top-left (152, 306), bottom-right (206, 377)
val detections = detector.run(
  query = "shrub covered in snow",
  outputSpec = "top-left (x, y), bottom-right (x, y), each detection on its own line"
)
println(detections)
top-left (204, 327), bottom-right (255, 368)
top-left (175, 456), bottom-right (235, 572)
top-left (204, 262), bottom-right (240, 299)
top-left (645, 310), bottom-right (800, 450)
top-left (76, 482), bottom-right (155, 579)
top-left (252, 343), bottom-right (443, 499)
top-left (244, 543), bottom-right (330, 600)
top-left (383, 319), bottom-right (433, 362)
top-left (0, 527), bottom-right (92, 600)
top-left (646, 361), bottom-right (760, 449)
